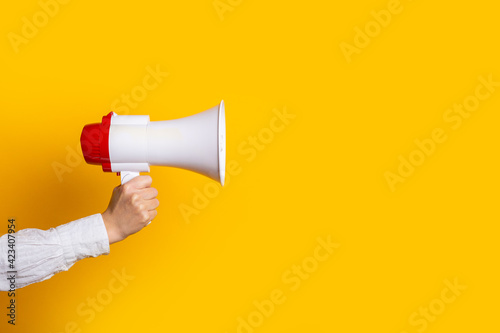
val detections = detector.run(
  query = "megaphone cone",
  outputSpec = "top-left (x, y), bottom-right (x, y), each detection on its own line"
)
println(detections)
top-left (81, 101), bottom-right (226, 185)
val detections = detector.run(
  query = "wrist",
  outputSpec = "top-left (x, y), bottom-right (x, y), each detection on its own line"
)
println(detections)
top-left (101, 212), bottom-right (121, 245)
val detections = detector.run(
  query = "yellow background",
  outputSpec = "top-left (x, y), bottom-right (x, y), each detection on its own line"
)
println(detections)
top-left (1, 0), bottom-right (499, 332)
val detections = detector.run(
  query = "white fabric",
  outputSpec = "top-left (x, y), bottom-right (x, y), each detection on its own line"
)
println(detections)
top-left (0, 214), bottom-right (110, 291)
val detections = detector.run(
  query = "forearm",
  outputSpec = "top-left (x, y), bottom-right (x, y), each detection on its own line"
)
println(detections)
top-left (0, 214), bottom-right (110, 291)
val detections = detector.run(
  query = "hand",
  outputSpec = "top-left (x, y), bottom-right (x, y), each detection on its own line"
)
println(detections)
top-left (101, 175), bottom-right (159, 244)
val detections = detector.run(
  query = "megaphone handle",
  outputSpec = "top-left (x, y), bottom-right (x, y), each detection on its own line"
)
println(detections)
top-left (120, 171), bottom-right (140, 185)
top-left (119, 171), bottom-right (152, 226)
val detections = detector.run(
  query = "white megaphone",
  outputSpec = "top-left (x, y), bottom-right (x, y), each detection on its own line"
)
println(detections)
top-left (80, 101), bottom-right (225, 185)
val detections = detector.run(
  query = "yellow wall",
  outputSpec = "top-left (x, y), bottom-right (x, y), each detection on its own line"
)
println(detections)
top-left (1, 0), bottom-right (499, 332)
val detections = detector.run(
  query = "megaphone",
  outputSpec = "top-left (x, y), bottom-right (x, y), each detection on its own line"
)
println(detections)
top-left (80, 101), bottom-right (225, 185)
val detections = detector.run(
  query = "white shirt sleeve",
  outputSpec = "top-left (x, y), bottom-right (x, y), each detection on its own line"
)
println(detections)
top-left (0, 214), bottom-right (110, 291)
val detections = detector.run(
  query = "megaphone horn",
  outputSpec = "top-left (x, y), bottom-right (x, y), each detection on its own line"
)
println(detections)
top-left (80, 101), bottom-right (226, 185)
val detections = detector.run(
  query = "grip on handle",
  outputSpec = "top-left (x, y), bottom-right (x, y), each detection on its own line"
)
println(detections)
top-left (119, 171), bottom-right (152, 226)
top-left (120, 171), bottom-right (141, 185)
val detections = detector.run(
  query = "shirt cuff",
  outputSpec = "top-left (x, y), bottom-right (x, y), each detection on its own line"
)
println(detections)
top-left (56, 214), bottom-right (110, 266)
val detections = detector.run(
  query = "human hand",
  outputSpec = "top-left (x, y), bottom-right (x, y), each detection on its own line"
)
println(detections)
top-left (101, 175), bottom-right (159, 244)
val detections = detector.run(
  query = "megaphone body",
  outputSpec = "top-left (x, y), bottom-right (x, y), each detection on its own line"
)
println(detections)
top-left (80, 101), bottom-right (225, 185)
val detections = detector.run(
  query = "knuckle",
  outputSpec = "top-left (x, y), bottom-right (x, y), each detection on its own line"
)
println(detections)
top-left (130, 193), bottom-right (140, 205)
top-left (141, 211), bottom-right (150, 223)
top-left (122, 183), bottom-right (131, 193)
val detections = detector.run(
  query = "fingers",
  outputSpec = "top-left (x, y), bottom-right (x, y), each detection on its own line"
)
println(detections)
top-left (142, 204), bottom-right (158, 227)
top-left (148, 210), bottom-right (158, 222)
top-left (120, 175), bottom-right (159, 225)
top-left (143, 198), bottom-right (160, 211)
top-left (126, 175), bottom-right (153, 189)
top-left (139, 187), bottom-right (159, 221)
top-left (140, 187), bottom-right (159, 200)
